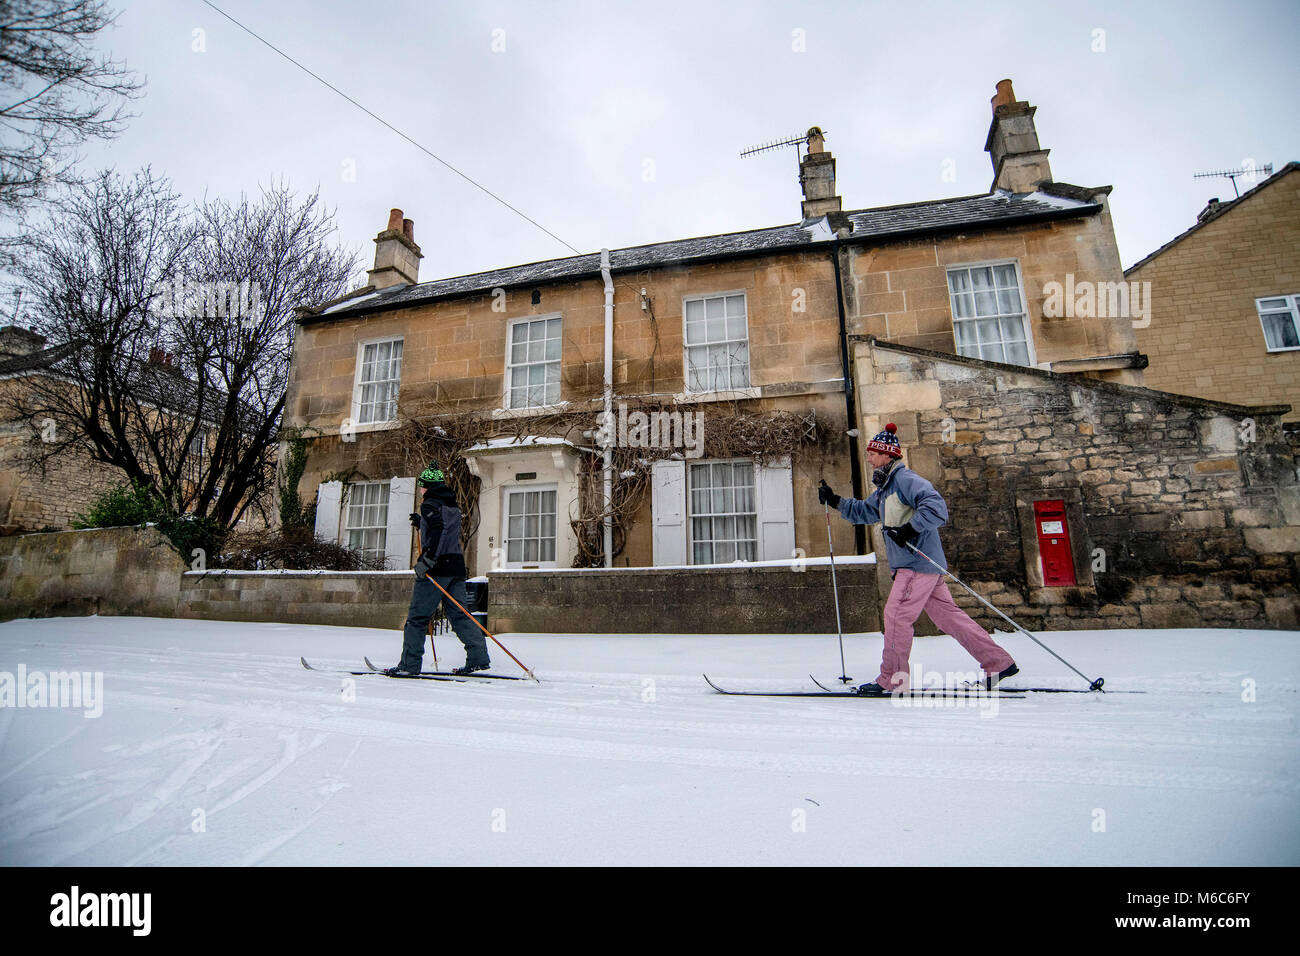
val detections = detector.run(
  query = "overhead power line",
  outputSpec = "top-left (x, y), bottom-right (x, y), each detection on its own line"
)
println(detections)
top-left (198, 0), bottom-right (582, 256)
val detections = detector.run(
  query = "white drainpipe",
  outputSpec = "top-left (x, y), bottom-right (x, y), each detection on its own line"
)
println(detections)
top-left (600, 248), bottom-right (614, 568)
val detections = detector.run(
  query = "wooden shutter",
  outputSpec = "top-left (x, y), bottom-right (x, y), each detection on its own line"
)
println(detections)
top-left (651, 459), bottom-right (687, 566)
top-left (314, 480), bottom-right (343, 544)
top-left (385, 476), bottom-right (417, 569)
top-left (758, 459), bottom-right (795, 561)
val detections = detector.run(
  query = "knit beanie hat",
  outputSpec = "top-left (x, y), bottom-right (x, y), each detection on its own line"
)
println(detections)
top-left (867, 423), bottom-right (902, 458)
top-left (418, 463), bottom-right (445, 486)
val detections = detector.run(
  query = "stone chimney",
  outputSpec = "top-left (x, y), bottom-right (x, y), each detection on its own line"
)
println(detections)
top-left (1196, 197), bottom-right (1228, 224)
top-left (366, 208), bottom-right (423, 290)
top-left (984, 79), bottom-right (1053, 193)
top-left (799, 127), bottom-right (843, 221)
top-left (0, 325), bottom-right (46, 358)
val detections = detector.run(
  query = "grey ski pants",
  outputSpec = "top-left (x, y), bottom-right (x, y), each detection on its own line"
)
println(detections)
top-left (400, 574), bottom-right (489, 671)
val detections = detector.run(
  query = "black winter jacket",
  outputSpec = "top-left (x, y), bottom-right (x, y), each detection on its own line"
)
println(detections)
top-left (417, 484), bottom-right (467, 577)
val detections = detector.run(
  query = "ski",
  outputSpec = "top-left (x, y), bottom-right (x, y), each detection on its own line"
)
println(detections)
top-left (703, 675), bottom-right (1025, 699)
top-left (300, 657), bottom-right (478, 682)
top-left (362, 656), bottom-right (524, 681)
top-left (809, 675), bottom-right (1142, 694)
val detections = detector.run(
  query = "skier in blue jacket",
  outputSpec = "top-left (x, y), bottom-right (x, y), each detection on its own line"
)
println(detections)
top-left (384, 463), bottom-right (490, 677)
top-left (818, 423), bottom-right (1017, 695)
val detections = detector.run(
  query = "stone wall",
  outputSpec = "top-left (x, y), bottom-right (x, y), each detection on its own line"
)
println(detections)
top-left (486, 559), bottom-right (881, 634)
top-left (176, 570), bottom-right (415, 630)
top-left (853, 338), bottom-right (1300, 631)
top-left (0, 525), bottom-right (185, 620)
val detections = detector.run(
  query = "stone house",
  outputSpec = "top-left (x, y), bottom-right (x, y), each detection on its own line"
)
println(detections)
top-left (0, 327), bottom-right (122, 531)
top-left (288, 79), bottom-right (1155, 587)
top-left (1127, 162), bottom-right (1300, 424)
top-left (0, 327), bottom-right (241, 533)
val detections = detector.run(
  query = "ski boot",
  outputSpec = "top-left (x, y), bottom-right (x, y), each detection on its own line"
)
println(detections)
top-left (984, 663), bottom-right (1019, 690)
top-left (854, 682), bottom-right (889, 696)
top-left (452, 661), bottom-right (491, 676)
top-left (382, 665), bottom-right (422, 678)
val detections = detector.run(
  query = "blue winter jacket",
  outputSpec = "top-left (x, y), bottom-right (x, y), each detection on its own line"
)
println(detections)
top-left (837, 462), bottom-right (949, 574)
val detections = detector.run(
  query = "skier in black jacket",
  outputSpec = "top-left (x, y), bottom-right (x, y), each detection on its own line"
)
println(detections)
top-left (385, 463), bottom-right (490, 677)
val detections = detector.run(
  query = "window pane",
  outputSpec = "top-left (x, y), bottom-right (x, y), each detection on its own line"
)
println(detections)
top-left (685, 299), bottom-right (704, 321)
top-left (971, 267), bottom-right (994, 290)
top-left (1006, 342), bottom-right (1031, 365)
top-left (545, 337), bottom-right (561, 361)
top-left (993, 264), bottom-right (1018, 286)
top-left (705, 297), bottom-right (724, 319)
top-left (725, 294), bottom-right (745, 315)
top-left (1262, 313), bottom-right (1300, 349)
top-left (547, 317), bottom-right (561, 337)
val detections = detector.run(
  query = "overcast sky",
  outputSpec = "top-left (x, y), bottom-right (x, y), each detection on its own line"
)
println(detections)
top-left (31, 0), bottom-right (1300, 288)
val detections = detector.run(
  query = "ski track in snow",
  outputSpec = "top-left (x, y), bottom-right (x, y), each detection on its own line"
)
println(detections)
top-left (1, 617), bottom-right (1298, 865)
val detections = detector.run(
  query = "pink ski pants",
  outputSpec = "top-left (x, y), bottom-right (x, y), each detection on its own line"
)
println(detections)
top-left (878, 569), bottom-right (1016, 690)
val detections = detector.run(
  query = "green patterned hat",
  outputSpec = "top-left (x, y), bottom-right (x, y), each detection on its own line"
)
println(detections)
top-left (418, 463), bottom-right (444, 486)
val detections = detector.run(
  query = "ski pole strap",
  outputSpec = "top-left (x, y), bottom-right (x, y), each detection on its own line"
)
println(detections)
top-left (904, 543), bottom-right (1105, 692)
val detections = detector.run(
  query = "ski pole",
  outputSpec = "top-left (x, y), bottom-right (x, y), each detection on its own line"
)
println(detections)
top-left (824, 503), bottom-right (852, 684)
top-left (416, 526), bottom-right (438, 670)
top-left (425, 573), bottom-right (538, 682)
top-left (903, 542), bottom-right (1104, 692)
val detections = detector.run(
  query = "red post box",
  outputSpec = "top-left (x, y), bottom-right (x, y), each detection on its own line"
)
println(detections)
top-left (1034, 499), bottom-right (1076, 586)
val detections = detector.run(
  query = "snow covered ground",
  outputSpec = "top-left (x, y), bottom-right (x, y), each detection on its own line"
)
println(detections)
top-left (1, 615), bottom-right (1297, 866)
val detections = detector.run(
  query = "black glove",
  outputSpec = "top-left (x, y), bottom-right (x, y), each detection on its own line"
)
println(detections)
top-left (409, 512), bottom-right (421, 529)
top-left (413, 553), bottom-right (435, 579)
top-left (817, 480), bottom-right (840, 508)
top-left (885, 523), bottom-right (920, 549)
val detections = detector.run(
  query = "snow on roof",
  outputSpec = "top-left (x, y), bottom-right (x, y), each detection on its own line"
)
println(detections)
top-left (464, 435), bottom-right (595, 454)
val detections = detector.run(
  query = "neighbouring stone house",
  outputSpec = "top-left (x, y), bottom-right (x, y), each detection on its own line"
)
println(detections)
top-left (1128, 162), bottom-right (1300, 424)
top-left (0, 327), bottom-right (248, 534)
top-left (851, 338), bottom-right (1299, 631)
top-left (287, 79), bottom-right (1151, 591)
top-left (0, 327), bottom-right (122, 531)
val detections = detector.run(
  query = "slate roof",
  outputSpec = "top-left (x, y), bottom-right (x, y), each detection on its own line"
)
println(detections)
top-left (0, 339), bottom-right (249, 426)
top-left (301, 187), bottom-right (1104, 324)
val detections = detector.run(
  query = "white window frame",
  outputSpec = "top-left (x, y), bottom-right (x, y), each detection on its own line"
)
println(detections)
top-left (504, 314), bottom-right (563, 410)
top-left (1256, 295), bottom-right (1300, 353)
top-left (682, 290), bottom-right (751, 394)
top-left (946, 259), bottom-right (1037, 367)
top-left (343, 480), bottom-right (391, 564)
top-left (351, 336), bottom-right (404, 426)
top-left (687, 459), bottom-right (759, 565)
top-left (501, 482), bottom-right (559, 569)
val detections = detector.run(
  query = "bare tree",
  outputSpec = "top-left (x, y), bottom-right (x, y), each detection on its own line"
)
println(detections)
top-left (6, 168), bottom-right (358, 532)
top-left (0, 0), bottom-right (143, 216)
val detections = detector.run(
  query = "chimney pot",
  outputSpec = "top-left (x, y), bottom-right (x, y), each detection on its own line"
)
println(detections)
top-left (386, 208), bottom-right (404, 233)
top-left (991, 79), bottom-right (1016, 110)
top-left (402, 218), bottom-right (414, 242)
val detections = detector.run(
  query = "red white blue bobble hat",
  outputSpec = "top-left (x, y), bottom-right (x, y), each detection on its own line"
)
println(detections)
top-left (867, 423), bottom-right (902, 458)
